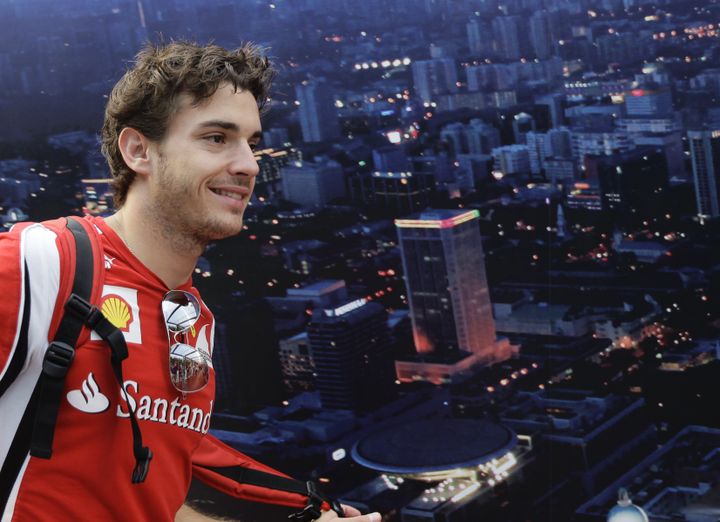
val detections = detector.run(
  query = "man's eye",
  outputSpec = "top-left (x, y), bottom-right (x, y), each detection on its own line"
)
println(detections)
top-left (206, 135), bottom-right (225, 144)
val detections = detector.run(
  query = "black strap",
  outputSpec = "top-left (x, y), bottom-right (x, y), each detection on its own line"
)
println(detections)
top-left (28, 218), bottom-right (151, 483)
top-left (206, 466), bottom-right (344, 520)
top-left (80, 299), bottom-right (152, 483)
top-left (30, 218), bottom-right (94, 459)
top-left (0, 262), bottom-right (33, 511)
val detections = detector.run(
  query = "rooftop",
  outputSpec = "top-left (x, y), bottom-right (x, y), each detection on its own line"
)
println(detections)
top-left (352, 418), bottom-right (516, 474)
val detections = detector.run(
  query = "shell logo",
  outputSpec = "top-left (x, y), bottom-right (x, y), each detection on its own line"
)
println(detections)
top-left (101, 295), bottom-right (133, 331)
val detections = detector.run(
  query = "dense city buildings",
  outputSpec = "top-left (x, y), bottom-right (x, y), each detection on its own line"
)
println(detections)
top-left (4, 0), bottom-right (720, 520)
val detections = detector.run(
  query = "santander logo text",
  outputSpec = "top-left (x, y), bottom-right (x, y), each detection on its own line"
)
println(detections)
top-left (117, 380), bottom-right (213, 434)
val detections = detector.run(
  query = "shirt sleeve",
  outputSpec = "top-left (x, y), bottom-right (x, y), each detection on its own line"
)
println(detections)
top-left (191, 434), bottom-right (307, 509)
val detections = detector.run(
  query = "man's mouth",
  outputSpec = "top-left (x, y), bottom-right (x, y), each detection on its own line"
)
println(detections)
top-left (209, 188), bottom-right (246, 201)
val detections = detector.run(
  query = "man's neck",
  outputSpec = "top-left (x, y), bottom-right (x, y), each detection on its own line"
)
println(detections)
top-left (104, 206), bottom-right (203, 289)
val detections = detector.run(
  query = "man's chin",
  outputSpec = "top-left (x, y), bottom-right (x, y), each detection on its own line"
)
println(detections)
top-left (200, 218), bottom-right (244, 241)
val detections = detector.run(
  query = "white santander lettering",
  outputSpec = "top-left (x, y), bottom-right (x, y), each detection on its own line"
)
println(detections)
top-left (115, 380), bottom-right (212, 434)
top-left (136, 395), bottom-right (152, 420)
top-left (151, 398), bottom-right (168, 422)
top-left (177, 405), bottom-right (190, 428)
top-left (116, 380), bottom-right (138, 418)
top-left (189, 408), bottom-right (204, 432)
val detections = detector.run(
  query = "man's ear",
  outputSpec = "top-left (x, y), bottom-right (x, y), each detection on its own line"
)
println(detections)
top-left (118, 127), bottom-right (153, 177)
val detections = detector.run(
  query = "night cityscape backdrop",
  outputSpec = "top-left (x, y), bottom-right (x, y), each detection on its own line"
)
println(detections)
top-left (1, 0), bottom-right (720, 520)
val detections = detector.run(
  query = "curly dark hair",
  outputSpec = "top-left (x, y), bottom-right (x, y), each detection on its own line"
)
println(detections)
top-left (101, 41), bottom-right (275, 207)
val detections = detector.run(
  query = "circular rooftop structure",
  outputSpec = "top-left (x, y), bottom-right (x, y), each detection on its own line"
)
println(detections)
top-left (352, 419), bottom-right (517, 475)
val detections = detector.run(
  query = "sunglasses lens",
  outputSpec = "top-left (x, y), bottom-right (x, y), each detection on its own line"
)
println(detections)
top-left (162, 290), bottom-right (200, 333)
top-left (169, 343), bottom-right (210, 393)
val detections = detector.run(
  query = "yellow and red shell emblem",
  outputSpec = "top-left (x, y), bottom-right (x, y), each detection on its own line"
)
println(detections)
top-left (100, 295), bottom-right (133, 331)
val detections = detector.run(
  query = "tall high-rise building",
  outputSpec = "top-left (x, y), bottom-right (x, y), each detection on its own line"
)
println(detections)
top-left (440, 123), bottom-right (468, 156)
top-left (254, 146), bottom-right (302, 198)
top-left (633, 132), bottom-right (686, 180)
top-left (547, 127), bottom-right (573, 158)
top-left (395, 210), bottom-right (498, 361)
top-left (492, 15), bottom-right (524, 61)
top-left (526, 131), bottom-right (549, 175)
top-left (596, 148), bottom-right (669, 225)
top-left (307, 299), bottom-right (395, 412)
top-left (366, 171), bottom-right (434, 217)
top-left (492, 144), bottom-right (531, 177)
top-left (624, 84), bottom-right (674, 117)
top-left (572, 130), bottom-right (634, 160)
top-left (467, 119), bottom-right (501, 155)
top-left (466, 63), bottom-right (519, 92)
top-left (535, 93), bottom-right (566, 127)
top-left (295, 80), bottom-right (341, 143)
top-left (214, 297), bottom-right (284, 414)
top-left (688, 129), bottom-right (720, 218)
top-left (467, 18), bottom-right (492, 57)
top-left (529, 11), bottom-right (554, 60)
top-left (513, 112), bottom-right (536, 144)
top-left (281, 159), bottom-right (345, 208)
top-left (412, 59), bottom-right (459, 103)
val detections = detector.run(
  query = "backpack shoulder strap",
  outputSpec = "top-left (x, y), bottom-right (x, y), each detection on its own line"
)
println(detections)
top-left (30, 216), bottom-right (153, 483)
top-left (30, 216), bottom-right (101, 459)
top-left (45, 216), bottom-right (105, 343)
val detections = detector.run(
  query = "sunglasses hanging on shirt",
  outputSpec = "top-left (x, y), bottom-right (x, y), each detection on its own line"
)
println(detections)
top-left (162, 290), bottom-right (210, 394)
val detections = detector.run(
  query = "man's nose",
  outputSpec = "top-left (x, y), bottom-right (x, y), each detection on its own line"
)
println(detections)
top-left (231, 142), bottom-right (259, 178)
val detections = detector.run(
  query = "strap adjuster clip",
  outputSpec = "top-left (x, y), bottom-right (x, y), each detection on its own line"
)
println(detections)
top-left (42, 342), bottom-right (75, 379)
top-left (288, 481), bottom-right (343, 521)
top-left (287, 504), bottom-right (322, 521)
top-left (65, 293), bottom-right (93, 319)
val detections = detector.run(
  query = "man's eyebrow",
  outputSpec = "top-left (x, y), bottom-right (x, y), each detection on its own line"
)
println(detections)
top-left (197, 120), bottom-right (239, 131)
top-left (196, 120), bottom-right (263, 139)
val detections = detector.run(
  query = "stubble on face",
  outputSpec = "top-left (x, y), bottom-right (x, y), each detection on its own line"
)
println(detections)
top-left (146, 150), bottom-right (248, 255)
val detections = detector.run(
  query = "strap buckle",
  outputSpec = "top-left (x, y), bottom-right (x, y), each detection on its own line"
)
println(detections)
top-left (287, 481), bottom-right (343, 521)
top-left (132, 447), bottom-right (153, 484)
top-left (287, 504), bottom-right (322, 521)
top-left (64, 293), bottom-right (94, 320)
top-left (42, 342), bottom-right (75, 379)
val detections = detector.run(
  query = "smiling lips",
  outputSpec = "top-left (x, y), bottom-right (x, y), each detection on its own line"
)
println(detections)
top-left (209, 186), bottom-right (250, 202)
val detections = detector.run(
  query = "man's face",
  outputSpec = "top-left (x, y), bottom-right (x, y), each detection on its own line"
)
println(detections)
top-left (147, 83), bottom-right (262, 243)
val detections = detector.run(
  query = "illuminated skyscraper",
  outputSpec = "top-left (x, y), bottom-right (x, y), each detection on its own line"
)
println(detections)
top-left (688, 129), bottom-right (720, 218)
top-left (395, 210), bottom-right (502, 367)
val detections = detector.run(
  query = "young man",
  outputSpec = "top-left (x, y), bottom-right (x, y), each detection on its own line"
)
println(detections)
top-left (0, 42), bottom-right (380, 522)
